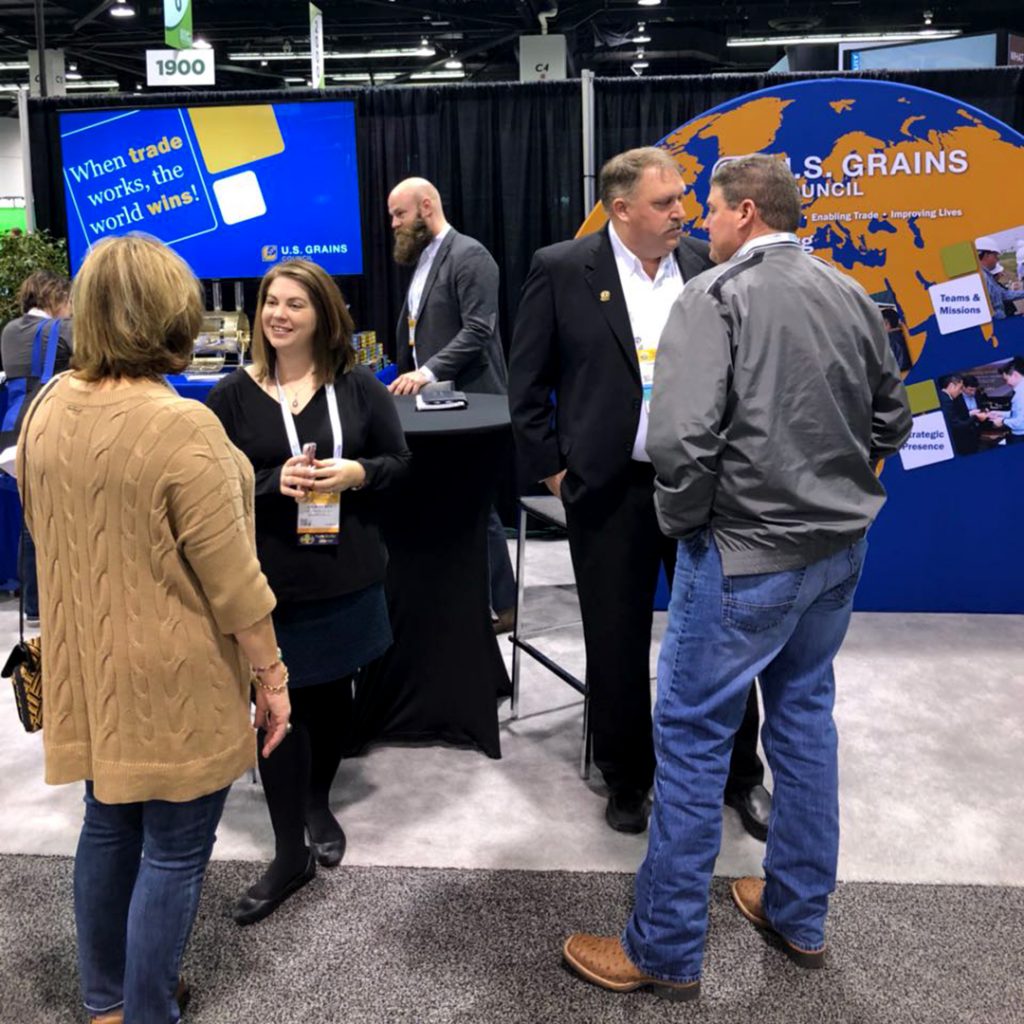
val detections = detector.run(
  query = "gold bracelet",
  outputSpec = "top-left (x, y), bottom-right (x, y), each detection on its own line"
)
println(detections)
top-left (252, 647), bottom-right (283, 675)
top-left (253, 664), bottom-right (289, 693)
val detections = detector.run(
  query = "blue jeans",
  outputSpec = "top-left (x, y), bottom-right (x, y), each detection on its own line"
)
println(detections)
top-left (74, 781), bottom-right (229, 1023)
top-left (623, 532), bottom-right (866, 983)
top-left (486, 507), bottom-right (516, 613)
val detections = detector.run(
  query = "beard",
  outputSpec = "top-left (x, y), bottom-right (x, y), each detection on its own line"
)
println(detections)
top-left (392, 215), bottom-right (433, 266)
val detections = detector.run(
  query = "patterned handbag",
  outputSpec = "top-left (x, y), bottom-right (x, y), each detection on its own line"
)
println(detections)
top-left (2, 634), bottom-right (42, 733)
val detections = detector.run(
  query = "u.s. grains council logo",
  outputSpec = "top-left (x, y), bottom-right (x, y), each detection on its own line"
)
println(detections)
top-left (261, 244), bottom-right (278, 261)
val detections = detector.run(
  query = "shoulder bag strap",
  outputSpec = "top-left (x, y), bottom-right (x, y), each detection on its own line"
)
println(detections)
top-left (29, 320), bottom-right (47, 379)
top-left (41, 320), bottom-right (61, 383)
top-left (16, 371), bottom-right (67, 641)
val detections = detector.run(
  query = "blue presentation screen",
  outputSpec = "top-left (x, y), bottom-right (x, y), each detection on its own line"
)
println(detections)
top-left (59, 100), bottom-right (362, 278)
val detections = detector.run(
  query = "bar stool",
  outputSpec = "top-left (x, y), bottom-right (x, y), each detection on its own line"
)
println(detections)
top-left (508, 494), bottom-right (591, 779)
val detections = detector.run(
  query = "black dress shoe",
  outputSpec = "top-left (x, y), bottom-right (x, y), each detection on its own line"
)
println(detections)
top-left (605, 790), bottom-right (649, 834)
top-left (725, 784), bottom-right (771, 842)
top-left (232, 853), bottom-right (316, 926)
top-left (311, 830), bottom-right (346, 868)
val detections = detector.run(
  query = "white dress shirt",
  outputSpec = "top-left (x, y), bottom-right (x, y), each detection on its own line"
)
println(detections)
top-left (406, 224), bottom-right (452, 381)
top-left (607, 221), bottom-right (683, 461)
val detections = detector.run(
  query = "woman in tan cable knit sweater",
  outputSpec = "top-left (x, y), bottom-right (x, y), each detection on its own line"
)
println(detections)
top-left (16, 235), bottom-right (292, 1024)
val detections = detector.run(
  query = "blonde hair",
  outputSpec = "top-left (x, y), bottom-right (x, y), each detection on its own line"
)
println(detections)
top-left (71, 235), bottom-right (203, 381)
top-left (251, 260), bottom-right (355, 384)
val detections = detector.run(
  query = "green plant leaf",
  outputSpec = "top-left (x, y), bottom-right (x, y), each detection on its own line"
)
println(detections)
top-left (0, 230), bottom-right (70, 324)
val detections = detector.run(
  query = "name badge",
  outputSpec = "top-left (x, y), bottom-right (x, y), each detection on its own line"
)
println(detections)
top-left (297, 490), bottom-right (341, 546)
top-left (636, 341), bottom-right (658, 409)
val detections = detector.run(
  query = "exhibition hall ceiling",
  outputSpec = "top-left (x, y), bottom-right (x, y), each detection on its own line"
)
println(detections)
top-left (0, 0), bottom-right (1017, 108)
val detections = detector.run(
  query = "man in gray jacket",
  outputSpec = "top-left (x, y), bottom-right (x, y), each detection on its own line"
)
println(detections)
top-left (563, 155), bottom-right (911, 1000)
top-left (387, 177), bottom-right (515, 624)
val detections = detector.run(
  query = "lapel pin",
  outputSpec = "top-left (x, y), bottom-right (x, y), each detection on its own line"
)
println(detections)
top-left (600, 290), bottom-right (611, 302)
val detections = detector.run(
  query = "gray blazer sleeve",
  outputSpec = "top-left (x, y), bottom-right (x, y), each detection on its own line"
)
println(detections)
top-left (422, 245), bottom-right (500, 383)
top-left (646, 287), bottom-right (733, 537)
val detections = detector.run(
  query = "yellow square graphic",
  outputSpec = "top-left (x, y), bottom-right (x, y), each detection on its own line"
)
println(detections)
top-left (905, 380), bottom-right (940, 416)
top-left (940, 241), bottom-right (978, 281)
top-left (187, 105), bottom-right (284, 175)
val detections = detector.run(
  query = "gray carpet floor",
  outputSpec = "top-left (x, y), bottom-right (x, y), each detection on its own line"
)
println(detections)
top-left (3, 855), bottom-right (1021, 1024)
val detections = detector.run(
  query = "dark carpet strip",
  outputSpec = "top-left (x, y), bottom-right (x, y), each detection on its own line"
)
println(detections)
top-left (2, 855), bottom-right (1021, 1023)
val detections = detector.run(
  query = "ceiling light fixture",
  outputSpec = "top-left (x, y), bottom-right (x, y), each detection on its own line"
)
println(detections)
top-left (332, 72), bottom-right (397, 82)
top-left (410, 69), bottom-right (466, 80)
top-left (229, 46), bottom-right (435, 61)
top-left (923, 9), bottom-right (934, 25)
top-left (193, 38), bottom-right (212, 49)
top-left (727, 28), bottom-right (961, 46)
top-left (444, 59), bottom-right (463, 69)
top-left (0, 61), bottom-right (30, 70)
top-left (66, 79), bottom-right (119, 90)
top-left (110, 0), bottom-right (135, 18)
top-left (637, 0), bottom-right (661, 7)
top-left (632, 23), bottom-right (651, 44)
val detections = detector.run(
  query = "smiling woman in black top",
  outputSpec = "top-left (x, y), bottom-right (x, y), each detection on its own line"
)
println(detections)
top-left (208, 259), bottom-right (410, 925)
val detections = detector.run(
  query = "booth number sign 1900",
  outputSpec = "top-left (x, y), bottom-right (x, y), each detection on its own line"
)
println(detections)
top-left (145, 48), bottom-right (216, 87)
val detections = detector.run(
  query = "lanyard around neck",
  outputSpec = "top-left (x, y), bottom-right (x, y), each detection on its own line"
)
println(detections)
top-left (275, 373), bottom-right (343, 460)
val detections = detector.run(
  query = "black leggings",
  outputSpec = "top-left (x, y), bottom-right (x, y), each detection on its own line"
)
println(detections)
top-left (256, 676), bottom-right (353, 863)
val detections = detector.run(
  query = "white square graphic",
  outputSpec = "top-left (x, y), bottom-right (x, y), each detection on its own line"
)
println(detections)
top-left (928, 273), bottom-right (990, 335)
top-left (212, 170), bottom-right (266, 226)
top-left (898, 410), bottom-right (955, 471)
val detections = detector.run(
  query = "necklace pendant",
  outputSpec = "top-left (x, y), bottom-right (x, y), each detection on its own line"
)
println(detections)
top-left (292, 397), bottom-right (299, 409)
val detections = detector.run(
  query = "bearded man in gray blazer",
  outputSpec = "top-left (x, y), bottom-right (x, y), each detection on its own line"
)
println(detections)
top-left (388, 177), bottom-right (515, 623)
top-left (388, 178), bottom-right (507, 396)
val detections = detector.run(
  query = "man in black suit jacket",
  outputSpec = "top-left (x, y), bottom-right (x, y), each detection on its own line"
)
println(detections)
top-left (388, 177), bottom-right (516, 621)
top-left (938, 373), bottom-right (984, 455)
top-left (509, 148), bottom-right (769, 835)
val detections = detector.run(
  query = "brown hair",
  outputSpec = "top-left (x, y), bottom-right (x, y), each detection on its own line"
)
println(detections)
top-left (711, 155), bottom-right (802, 233)
top-left (71, 235), bottom-right (203, 381)
top-left (251, 260), bottom-right (355, 384)
top-left (17, 269), bottom-right (70, 316)
top-left (599, 147), bottom-right (680, 209)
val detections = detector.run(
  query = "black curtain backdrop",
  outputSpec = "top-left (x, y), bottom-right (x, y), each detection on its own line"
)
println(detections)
top-left (25, 68), bottom-right (1024, 509)
top-left (27, 80), bottom-right (583, 360)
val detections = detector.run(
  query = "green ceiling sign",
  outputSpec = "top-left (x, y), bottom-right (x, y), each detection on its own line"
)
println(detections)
top-left (164, 0), bottom-right (193, 50)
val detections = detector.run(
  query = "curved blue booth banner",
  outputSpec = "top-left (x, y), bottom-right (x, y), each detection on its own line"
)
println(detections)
top-left (606, 78), bottom-right (1023, 613)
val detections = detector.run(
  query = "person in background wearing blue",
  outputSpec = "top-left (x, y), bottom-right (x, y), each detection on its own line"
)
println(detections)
top-left (208, 259), bottom-right (411, 925)
top-left (988, 356), bottom-right (1024, 444)
top-left (976, 237), bottom-right (1024, 320)
top-left (1, 269), bottom-right (73, 626)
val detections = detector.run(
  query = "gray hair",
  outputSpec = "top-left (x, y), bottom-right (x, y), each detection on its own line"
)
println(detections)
top-left (711, 155), bottom-right (801, 232)
top-left (599, 147), bottom-right (680, 209)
